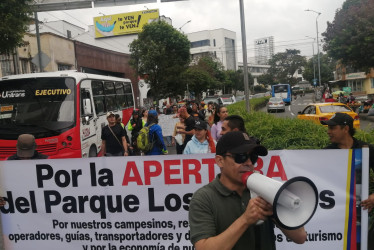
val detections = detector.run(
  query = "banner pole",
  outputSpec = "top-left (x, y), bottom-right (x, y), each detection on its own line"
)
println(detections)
top-left (361, 147), bottom-right (369, 250)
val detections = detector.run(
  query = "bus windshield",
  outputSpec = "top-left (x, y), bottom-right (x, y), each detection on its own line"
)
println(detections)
top-left (0, 77), bottom-right (76, 139)
top-left (273, 85), bottom-right (289, 93)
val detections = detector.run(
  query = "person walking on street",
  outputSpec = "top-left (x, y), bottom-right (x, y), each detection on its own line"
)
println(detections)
top-left (220, 115), bottom-right (247, 136)
top-left (188, 131), bottom-right (307, 250)
top-left (201, 102), bottom-right (214, 125)
top-left (141, 109), bottom-right (148, 124)
top-left (321, 112), bottom-right (374, 249)
top-left (211, 105), bottom-right (228, 141)
top-left (172, 116), bottom-right (186, 154)
top-left (183, 120), bottom-right (216, 154)
top-left (128, 109), bottom-right (145, 155)
top-left (100, 111), bottom-right (129, 156)
top-left (115, 114), bottom-right (125, 129)
top-left (145, 110), bottom-right (168, 155)
top-left (8, 134), bottom-right (48, 160)
top-left (178, 106), bottom-right (196, 151)
top-left (220, 115), bottom-right (261, 144)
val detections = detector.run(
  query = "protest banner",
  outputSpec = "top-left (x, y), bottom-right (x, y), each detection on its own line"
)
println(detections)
top-left (0, 149), bottom-right (368, 250)
top-left (158, 114), bottom-right (179, 137)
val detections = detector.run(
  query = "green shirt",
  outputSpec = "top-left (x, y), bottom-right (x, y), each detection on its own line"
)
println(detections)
top-left (189, 174), bottom-right (276, 250)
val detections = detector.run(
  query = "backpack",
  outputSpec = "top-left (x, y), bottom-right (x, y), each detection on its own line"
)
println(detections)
top-left (137, 124), bottom-right (155, 152)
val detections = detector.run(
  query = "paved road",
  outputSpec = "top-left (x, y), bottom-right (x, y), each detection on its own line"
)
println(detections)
top-left (264, 93), bottom-right (374, 132)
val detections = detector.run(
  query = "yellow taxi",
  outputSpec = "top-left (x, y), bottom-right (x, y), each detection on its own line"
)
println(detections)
top-left (297, 102), bottom-right (360, 129)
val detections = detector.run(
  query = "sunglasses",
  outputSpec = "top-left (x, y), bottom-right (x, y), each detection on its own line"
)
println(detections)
top-left (223, 153), bottom-right (258, 164)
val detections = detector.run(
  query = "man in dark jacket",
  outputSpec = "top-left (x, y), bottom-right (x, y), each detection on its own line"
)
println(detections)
top-left (101, 111), bottom-right (129, 156)
top-left (8, 134), bottom-right (48, 160)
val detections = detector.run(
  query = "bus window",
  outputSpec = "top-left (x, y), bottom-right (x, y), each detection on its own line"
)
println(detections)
top-left (124, 83), bottom-right (133, 107)
top-left (126, 94), bottom-right (134, 107)
top-left (104, 81), bottom-right (118, 111)
top-left (92, 81), bottom-right (105, 115)
top-left (114, 82), bottom-right (126, 109)
top-left (92, 80), bottom-right (104, 95)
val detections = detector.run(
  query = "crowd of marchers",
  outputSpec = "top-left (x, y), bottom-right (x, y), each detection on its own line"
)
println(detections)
top-left (4, 100), bottom-right (374, 249)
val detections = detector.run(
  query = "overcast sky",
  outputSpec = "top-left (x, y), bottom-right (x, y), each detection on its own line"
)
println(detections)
top-left (38, 0), bottom-right (346, 62)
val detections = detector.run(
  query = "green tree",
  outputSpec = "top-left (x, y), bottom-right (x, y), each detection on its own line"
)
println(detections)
top-left (180, 67), bottom-right (213, 101)
top-left (129, 21), bottom-right (190, 98)
top-left (225, 69), bottom-right (254, 95)
top-left (196, 55), bottom-right (226, 91)
top-left (0, 0), bottom-right (32, 54)
top-left (303, 53), bottom-right (335, 84)
top-left (257, 73), bottom-right (276, 86)
top-left (268, 49), bottom-right (306, 85)
top-left (323, 0), bottom-right (374, 71)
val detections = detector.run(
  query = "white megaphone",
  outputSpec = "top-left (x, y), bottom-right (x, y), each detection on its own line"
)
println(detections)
top-left (242, 171), bottom-right (318, 230)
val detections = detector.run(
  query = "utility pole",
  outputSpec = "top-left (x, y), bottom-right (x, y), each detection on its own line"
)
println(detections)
top-left (306, 36), bottom-right (316, 83)
top-left (305, 9), bottom-right (321, 87)
top-left (239, 0), bottom-right (250, 112)
top-left (34, 11), bottom-right (43, 72)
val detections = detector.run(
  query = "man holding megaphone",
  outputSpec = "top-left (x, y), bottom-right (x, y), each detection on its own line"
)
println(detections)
top-left (189, 131), bottom-right (307, 250)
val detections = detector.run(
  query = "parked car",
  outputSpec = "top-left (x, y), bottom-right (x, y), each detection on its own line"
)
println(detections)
top-left (218, 94), bottom-right (236, 106)
top-left (297, 102), bottom-right (360, 129)
top-left (235, 95), bottom-right (245, 101)
top-left (203, 96), bottom-right (219, 105)
top-left (267, 97), bottom-right (285, 112)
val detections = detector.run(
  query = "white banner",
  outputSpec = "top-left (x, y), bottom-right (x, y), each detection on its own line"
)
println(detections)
top-left (0, 149), bottom-right (367, 250)
top-left (158, 114), bottom-right (179, 137)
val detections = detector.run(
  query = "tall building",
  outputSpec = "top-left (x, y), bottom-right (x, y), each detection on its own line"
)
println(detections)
top-left (254, 36), bottom-right (274, 65)
top-left (187, 29), bottom-right (237, 70)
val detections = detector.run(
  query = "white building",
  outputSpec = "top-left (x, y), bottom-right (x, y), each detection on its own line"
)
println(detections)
top-left (254, 36), bottom-right (274, 65)
top-left (237, 62), bottom-right (270, 86)
top-left (186, 28), bottom-right (237, 70)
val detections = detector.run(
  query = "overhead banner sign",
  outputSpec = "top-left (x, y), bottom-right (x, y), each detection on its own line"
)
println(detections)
top-left (94, 9), bottom-right (159, 38)
top-left (0, 149), bottom-right (368, 250)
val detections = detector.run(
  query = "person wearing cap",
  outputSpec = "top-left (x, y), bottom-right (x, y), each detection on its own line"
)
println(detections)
top-left (100, 111), bottom-right (129, 157)
top-left (128, 109), bottom-right (145, 155)
top-left (183, 120), bottom-right (216, 155)
top-left (8, 134), bottom-right (48, 160)
top-left (189, 131), bottom-right (306, 250)
top-left (321, 113), bottom-right (374, 225)
top-left (145, 110), bottom-right (168, 155)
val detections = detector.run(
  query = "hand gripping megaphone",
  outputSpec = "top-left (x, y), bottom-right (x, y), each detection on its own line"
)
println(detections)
top-left (242, 171), bottom-right (318, 230)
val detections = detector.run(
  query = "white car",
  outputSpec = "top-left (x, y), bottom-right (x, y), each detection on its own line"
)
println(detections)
top-left (218, 95), bottom-right (235, 106)
top-left (267, 97), bottom-right (285, 112)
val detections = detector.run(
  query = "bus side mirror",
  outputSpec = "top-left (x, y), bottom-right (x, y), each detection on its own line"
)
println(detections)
top-left (83, 98), bottom-right (92, 116)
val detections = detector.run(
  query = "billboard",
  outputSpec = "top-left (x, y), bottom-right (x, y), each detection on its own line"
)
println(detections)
top-left (94, 9), bottom-right (159, 38)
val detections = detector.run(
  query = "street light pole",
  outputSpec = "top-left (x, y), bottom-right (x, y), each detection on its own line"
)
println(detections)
top-left (179, 20), bottom-right (191, 32)
top-left (306, 36), bottom-right (316, 82)
top-left (305, 9), bottom-right (321, 87)
top-left (239, 0), bottom-right (250, 112)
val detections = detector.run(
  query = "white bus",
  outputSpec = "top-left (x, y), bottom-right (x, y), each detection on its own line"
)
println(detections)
top-left (0, 71), bottom-right (134, 160)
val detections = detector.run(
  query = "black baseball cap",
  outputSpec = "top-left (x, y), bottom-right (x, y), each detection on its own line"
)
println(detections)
top-left (216, 131), bottom-right (268, 156)
top-left (194, 120), bottom-right (207, 130)
top-left (320, 112), bottom-right (353, 127)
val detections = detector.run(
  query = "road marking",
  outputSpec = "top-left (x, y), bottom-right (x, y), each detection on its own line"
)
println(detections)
top-left (289, 106), bottom-right (295, 116)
